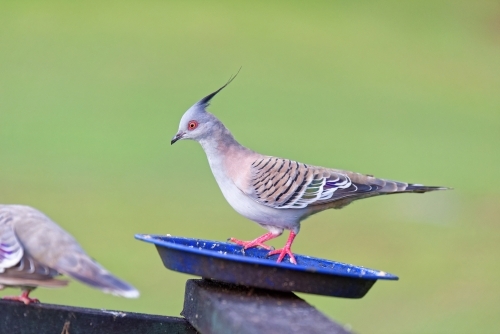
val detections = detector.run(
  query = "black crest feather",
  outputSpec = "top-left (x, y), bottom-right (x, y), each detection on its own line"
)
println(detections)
top-left (197, 67), bottom-right (241, 107)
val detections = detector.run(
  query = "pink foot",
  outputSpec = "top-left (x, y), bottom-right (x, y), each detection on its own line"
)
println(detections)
top-left (266, 231), bottom-right (298, 264)
top-left (229, 238), bottom-right (273, 250)
top-left (3, 290), bottom-right (39, 305)
top-left (267, 247), bottom-right (297, 264)
top-left (228, 232), bottom-right (279, 251)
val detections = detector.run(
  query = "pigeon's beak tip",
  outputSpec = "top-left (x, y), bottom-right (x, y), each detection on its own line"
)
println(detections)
top-left (171, 132), bottom-right (183, 145)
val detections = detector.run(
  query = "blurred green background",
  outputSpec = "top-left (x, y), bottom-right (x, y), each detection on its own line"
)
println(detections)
top-left (1, 1), bottom-right (499, 333)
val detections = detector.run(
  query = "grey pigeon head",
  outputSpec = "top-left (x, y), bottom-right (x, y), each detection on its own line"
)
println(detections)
top-left (171, 71), bottom-right (239, 145)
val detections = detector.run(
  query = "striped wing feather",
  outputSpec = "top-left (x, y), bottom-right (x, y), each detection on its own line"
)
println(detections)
top-left (0, 254), bottom-right (65, 285)
top-left (250, 157), bottom-right (414, 209)
top-left (1, 210), bottom-right (64, 286)
top-left (0, 216), bottom-right (24, 271)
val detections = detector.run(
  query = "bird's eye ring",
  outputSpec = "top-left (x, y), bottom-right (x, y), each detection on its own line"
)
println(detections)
top-left (188, 120), bottom-right (198, 131)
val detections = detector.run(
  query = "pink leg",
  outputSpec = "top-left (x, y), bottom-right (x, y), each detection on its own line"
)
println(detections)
top-left (267, 231), bottom-right (297, 264)
top-left (3, 289), bottom-right (39, 305)
top-left (228, 232), bottom-right (279, 251)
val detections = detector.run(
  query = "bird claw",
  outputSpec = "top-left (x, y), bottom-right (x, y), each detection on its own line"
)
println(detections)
top-left (267, 247), bottom-right (297, 264)
top-left (3, 289), bottom-right (39, 305)
top-left (3, 295), bottom-right (39, 305)
top-left (228, 237), bottom-right (273, 251)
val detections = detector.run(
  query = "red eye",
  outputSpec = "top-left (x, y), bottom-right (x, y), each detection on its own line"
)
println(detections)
top-left (187, 120), bottom-right (198, 131)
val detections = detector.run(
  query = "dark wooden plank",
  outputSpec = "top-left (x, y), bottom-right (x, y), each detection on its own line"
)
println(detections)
top-left (181, 279), bottom-right (353, 334)
top-left (0, 299), bottom-right (198, 334)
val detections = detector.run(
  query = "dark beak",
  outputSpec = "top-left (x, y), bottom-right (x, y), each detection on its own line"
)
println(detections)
top-left (171, 132), bottom-right (184, 145)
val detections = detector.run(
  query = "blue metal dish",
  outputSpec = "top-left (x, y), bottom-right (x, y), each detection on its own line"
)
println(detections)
top-left (135, 234), bottom-right (398, 298)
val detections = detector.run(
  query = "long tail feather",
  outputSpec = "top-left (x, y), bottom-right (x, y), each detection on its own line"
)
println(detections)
top-left (56, 254), bottom-right (139, 298)
top-left (402, 183), bottom-right (451, 193)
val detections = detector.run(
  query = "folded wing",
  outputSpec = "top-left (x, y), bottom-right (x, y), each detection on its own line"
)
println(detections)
top-left (249, 157), bottom-right (446, 209)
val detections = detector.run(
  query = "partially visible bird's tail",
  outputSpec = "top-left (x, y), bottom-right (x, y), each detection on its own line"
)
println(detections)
top-left (374, 179), bottom-right (452, 196)
top-left (56, 253), bottom-right (139, 298)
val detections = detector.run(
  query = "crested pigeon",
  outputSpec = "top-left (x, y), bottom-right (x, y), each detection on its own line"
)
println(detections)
top-left (0, 205), bottom-right (139, 304)
top-left (171, 76), bottom-right (449, 264)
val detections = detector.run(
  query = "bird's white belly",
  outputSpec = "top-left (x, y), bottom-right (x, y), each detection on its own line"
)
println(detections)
top-left (210, 166), bottom-right (304, 230)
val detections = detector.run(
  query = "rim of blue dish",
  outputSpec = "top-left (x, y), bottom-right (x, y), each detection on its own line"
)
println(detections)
top-left (135, 234), bottom-right (398, 281)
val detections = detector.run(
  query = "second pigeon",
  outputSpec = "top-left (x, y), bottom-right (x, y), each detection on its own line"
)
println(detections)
top-left (0, 205), bottom-right (139, 304)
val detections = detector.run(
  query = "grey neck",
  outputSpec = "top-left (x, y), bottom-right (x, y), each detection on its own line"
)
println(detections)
top-left (198, 121), bottom-right (242, 155)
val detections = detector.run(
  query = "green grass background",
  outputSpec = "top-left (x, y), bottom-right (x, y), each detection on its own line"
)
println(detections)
top-left (1, 1), bottom-right (499, 333)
